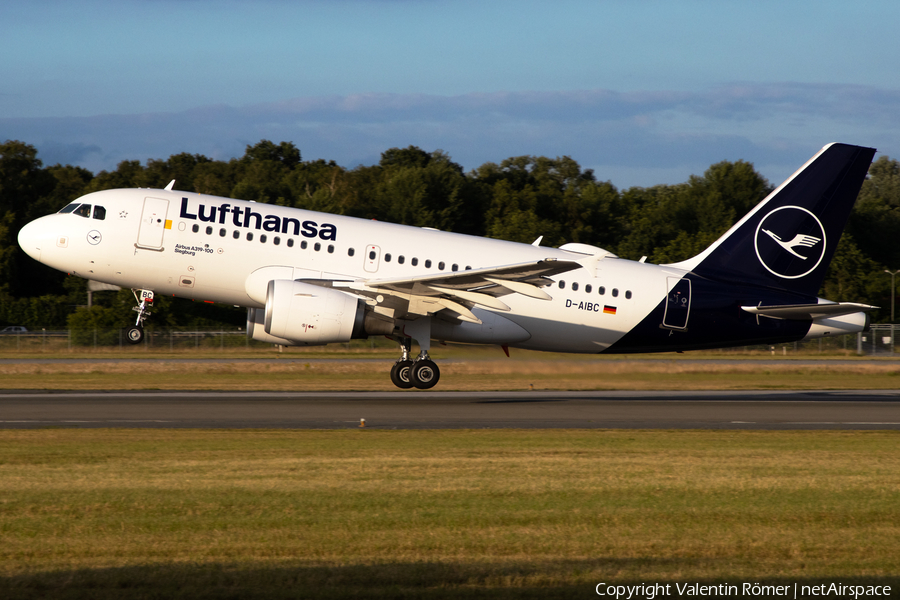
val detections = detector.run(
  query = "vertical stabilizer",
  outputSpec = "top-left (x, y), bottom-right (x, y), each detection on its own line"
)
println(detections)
top-left (671, 143), bottom-right (876, 297)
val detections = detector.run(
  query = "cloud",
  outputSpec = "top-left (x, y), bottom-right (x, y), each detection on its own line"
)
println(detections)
top-left (33, 141), bottom-right (104, 168)
top-left (2, 83), bottom-right (899, 188)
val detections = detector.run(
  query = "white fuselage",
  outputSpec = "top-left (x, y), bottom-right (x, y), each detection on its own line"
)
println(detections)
top-left (19, 188), bottom-right (686, 353)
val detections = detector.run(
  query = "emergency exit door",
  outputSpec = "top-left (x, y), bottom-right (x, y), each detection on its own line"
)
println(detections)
top-left (364, 244), bottom-right (381, 273)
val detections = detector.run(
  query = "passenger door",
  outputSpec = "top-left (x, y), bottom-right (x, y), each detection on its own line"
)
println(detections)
top-left (136, 197), bottom-right (169, 251)
top-left (662, 277), bottom-right (691, 330)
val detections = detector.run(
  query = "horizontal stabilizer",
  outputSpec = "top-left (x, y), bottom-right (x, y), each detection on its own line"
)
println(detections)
top-left (741, 302), bottom-right (877, 320)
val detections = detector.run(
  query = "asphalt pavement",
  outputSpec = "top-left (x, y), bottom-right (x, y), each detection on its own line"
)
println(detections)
top-left (0, 389), bottom-right (897, 429)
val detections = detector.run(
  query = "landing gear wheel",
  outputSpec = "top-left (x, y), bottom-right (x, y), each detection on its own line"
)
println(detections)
top-left (390, 360), bottom-right (415, 389)
top-left (125, 325), bottom-right (144, 345)
top-left (411, 360), bottom-right (440, 390)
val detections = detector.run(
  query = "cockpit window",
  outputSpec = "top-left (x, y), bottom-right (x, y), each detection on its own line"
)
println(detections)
top-left (73, 204), bottom-right (92, 218)
top-left (92, 206), bottom-right (106, 220)
top-left (58, 203), bottom-right (79, 214)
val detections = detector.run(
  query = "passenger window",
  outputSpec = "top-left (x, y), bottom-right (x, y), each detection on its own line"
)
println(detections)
top-left (411, 257), bottom-right (418, 266)
top-left (585, 284), bottom-right (592, 293)
top-left (233, 231), bottom-right (239, 239)
top-left (219, 228), bottom-right (226, 237)
top-left (58, 203), bottom-right (79, 214)
top-left (598, 286), bottom-right (605, 295)
top-left (260, 234), bottom-right (267, 243)
top-left (206, 226), bottom-right (213, 235)
top-left (74, 204), bottom-right (92, 218)
top-left (287, 239), bottom-right (294, 247)
top-left (438, 261), bottom-right (445, 270)
top-left (273, 236), bottom-right (280, 245)
top-left (625, 290), bottom-right (632, 299)
top-left (398, 255), bottom-right (405, 264)
top-left (314, 242), bottom-right (320, 251)
top-left (465, 266), bottom-right (472, 270)
top-left (385, 253), bottom-right (392, 262)
top-left (92, 206), bottom-right (106, 220)
top-left (301, 240), bottom-right (308, 249)
top-left (348, 248), bottom-right (355, 257)
top-left (246, 232), bottom-right (254, 241)
top-left (425, 260), bottom-right (432, 268)
top-left (572, 282), bottom-right (579, 291)
top-left (192, 224), bottom-right (199, 233)
top-left (612, 288), bottom-right (619, 297)
top-left (327, 244), bottom-right (334, 253)
top-left (559, 281), bottom-right (566, 289)
top-left (368, 250), bottom-right (376, 259)
top-left (451, 264), bottom-right (458, 272)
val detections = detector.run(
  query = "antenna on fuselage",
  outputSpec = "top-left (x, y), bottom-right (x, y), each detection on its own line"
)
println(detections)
top-left (164, 180), bottom-right (176, 191)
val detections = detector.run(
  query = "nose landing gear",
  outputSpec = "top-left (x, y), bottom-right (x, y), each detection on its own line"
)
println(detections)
top-left (125, 289), bottom-right (154, 345)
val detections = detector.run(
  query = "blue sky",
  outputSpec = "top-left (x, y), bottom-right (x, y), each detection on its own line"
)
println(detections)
top-left (2, 0), bottom-right (899, 188)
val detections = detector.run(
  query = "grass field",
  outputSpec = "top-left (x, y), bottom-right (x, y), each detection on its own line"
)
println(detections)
top-left (0, 429), bottom-right (897, 598)
top-left (2, 346), bottom-right (900, 391)
top-left (2, 358), bottom-right (900, 391)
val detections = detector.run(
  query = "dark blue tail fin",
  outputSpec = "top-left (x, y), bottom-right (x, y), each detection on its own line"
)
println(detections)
top-left (673, 143), bottom-right (876, 297)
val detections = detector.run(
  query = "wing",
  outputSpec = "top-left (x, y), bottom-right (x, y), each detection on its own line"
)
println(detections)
top-left (320, 258), bottom-right (581, 324)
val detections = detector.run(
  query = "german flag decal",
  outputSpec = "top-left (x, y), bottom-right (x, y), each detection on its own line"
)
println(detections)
top-left (603, 305), bottom-right (617, 315)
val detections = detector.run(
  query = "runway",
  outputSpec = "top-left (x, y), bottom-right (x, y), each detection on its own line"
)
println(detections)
top-left (0, 390), bottom-right (898, 429)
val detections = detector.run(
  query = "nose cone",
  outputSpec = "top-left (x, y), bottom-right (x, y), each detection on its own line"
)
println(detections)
top-left (17, 219), bottom-right (44, 263)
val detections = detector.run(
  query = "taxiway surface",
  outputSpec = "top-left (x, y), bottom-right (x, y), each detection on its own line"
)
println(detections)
top-left (0, 390), bottom-right (898, 429)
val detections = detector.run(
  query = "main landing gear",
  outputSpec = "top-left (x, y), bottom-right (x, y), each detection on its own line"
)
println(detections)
top-left (125, 289), bottom-right (154, 345)
top-left (389, 332), bottom-right (441, 390)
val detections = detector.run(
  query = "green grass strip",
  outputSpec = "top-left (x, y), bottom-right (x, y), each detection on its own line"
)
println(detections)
top-left (0, 429), bottom-right (897, 598)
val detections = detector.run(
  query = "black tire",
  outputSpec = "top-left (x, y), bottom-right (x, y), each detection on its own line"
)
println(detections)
top-left (390, 360), bottom-right (415, 389)
top-left (125, 325), bottom-right (144, 345)
top-left (411, 360), bottom-right (440, 390)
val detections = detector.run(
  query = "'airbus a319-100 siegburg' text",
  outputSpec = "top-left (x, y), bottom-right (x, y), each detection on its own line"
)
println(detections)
top-left (18, 143), bottom-right (877, 389)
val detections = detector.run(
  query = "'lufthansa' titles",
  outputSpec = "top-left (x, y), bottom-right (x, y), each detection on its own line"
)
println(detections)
top-left (179, 197), bottom-right (337, 241)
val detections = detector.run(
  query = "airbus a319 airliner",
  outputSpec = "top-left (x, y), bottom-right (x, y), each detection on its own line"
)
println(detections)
top-left (18, 143), bottom-right (877, 389)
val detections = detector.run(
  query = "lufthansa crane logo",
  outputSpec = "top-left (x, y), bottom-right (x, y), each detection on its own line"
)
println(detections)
top-left (754, 205), bottom-right (826, 279)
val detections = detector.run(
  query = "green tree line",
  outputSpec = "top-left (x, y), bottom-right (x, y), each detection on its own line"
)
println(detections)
top-left (1, 139), bottom-right (898, 331)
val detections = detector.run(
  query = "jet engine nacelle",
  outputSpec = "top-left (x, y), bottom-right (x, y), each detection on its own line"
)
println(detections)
top-left (261, 279), bottom-right (365, 346)
top-left (801, 311), bottom-right (870, 341)
top-left (246, 280), bottom-right (395, 346)
top-left (247, 308), bottom-right (296, 346)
